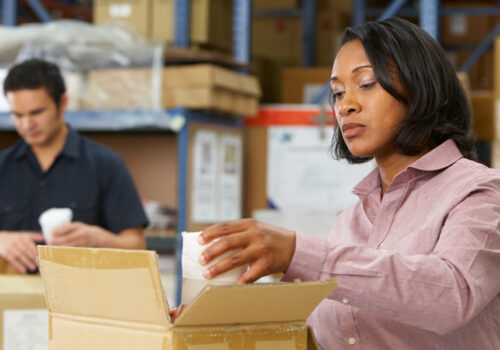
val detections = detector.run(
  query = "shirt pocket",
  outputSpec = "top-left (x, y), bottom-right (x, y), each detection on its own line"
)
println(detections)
top-left (0, 199), bottom-right (30, 231)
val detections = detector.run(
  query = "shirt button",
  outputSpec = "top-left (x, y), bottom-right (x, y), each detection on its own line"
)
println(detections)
top-left (342, 297), bottom-right (349, 304)
top-left (348, 337), bottom-right (356, 345)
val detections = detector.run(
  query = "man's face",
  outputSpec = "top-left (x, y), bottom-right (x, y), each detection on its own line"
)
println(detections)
top-left (7, 88), bottom-right (66, 148)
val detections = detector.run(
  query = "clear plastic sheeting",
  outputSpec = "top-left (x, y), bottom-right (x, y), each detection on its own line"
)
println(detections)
top-left (0, 20), bottom-right (176, 129)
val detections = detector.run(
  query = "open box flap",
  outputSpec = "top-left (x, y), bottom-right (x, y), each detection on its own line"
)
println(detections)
top-left (175, 279), bottom-right (337, 327)
top-left (38, 246), bottom-right (170, 327)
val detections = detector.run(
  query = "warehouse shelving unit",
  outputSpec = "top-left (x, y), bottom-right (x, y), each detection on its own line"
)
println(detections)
top-left (1, 0), bottom-right (252, 304)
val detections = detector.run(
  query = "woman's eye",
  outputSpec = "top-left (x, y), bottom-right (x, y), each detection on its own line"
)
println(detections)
top-left (360, 81), bottom-right (376, 89)
top-left (333, 91), bottom-right (344, 99)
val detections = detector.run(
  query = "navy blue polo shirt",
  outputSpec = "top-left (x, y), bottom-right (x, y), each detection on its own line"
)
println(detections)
top-left (0, 127), bottom-right (148, 233)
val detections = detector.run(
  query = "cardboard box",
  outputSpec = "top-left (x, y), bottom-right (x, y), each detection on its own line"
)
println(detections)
top-left (317, 0), bottom-right (352, 14)
top-left (448, 50), bottom-right (494, 91)
top-left (471, 90), bottom-right (494, 141)
top-left (84, 68), bottom-right (155, 110)
top-left (84, 65), bottom-right (260, 115)
top-left (252, 17), bottom-right (302, 64)
top-left (281, 67), bottom-right (332, 104)
top-left (162, 64), bottom-right (261, 116)
top-left (152, 0), bottom-right (232, 51)
top-left (253, 0), bottom-right (298, 9)
top-left (38, 246), bottom-right (337, 350)
top-left (93, 0), bottom-right (152, 38)
top-left (0, 275), bottom-right (47, 350)
top-left (316, 12), bottom-right (349, 66)
top-left (495, 37), bottom-right (500, 99)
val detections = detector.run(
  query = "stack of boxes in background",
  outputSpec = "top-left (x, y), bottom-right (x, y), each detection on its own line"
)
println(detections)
top-left (252, 0), bottom-right (350, 103)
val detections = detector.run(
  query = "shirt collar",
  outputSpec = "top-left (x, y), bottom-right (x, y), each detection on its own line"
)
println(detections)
top-left (352, 139), bottom-right (463, 197)
top-left (13, 125), bottom-right (81, 160)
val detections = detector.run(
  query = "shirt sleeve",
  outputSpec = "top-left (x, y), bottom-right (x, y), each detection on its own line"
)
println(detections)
top-left (283, 179), bottom-right (500, 335)
top-left (100, 155), bottom-right (149, 233)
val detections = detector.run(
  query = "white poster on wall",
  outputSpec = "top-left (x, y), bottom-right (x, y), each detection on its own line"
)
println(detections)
top-left (267, 126), bottom-right (374, 213)
top-left (218, 133), bottom-right (242, 221)
top-left (191, 130), bottom-right (218, 223)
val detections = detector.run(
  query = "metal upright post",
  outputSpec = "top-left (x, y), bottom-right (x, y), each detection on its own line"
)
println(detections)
top-left (233, 0), bottom-right (252, 66)
top-left (378, 0), bottom-right (407, 21)
top-left (352, 0), bottom-right (366, 26)
top-left (302, 0), bottom-right (316, 66)
top-left (26, 0), bottom-right (52, 22)
top-left (174, 0), bottom-right (190, 48)
top-left (2, 0), bottom-right (17, 26)
top-left (420, 0), bottom-right (440, 40)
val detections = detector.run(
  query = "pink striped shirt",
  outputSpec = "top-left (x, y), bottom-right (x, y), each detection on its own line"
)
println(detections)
top-left (283, 139), bottom-right (500, 349)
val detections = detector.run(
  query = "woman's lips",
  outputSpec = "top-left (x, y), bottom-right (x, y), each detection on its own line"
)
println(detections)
top-left (342, 123), bottom-right (365, 138)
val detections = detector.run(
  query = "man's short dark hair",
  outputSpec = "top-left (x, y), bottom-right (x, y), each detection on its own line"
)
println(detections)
top-left (330, 17), bottom-right (476, 163)
top-left (3, 59), bottom-right (66, 108)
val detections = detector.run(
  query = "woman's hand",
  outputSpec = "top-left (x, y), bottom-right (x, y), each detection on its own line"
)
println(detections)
top-left (169, 304), bottom-right (186, 323)
top-left (198, 219), bottom-right (296, 284)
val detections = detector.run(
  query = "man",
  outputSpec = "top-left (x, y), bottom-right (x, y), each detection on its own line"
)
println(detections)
top-left (0, 59), bottom-right (148, 273)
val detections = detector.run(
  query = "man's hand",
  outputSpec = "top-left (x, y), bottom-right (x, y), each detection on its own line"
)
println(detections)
top-left (197, 219), bottom-right (296, 284)
top-left (0, 232), bottom-right (45, 273)
top-left (50, 222), bottom-right (103, 247)
top-left (169, 304), bottom-right (186, 323)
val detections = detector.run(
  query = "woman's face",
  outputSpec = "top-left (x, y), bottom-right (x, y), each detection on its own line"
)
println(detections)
top-left (331, 39), bottom-right (407, 161)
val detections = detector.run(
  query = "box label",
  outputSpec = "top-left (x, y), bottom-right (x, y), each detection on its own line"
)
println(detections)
top-left (3, 309), bottom-right (48, 350)
top-left (109, 3), bottom-right (132, 18)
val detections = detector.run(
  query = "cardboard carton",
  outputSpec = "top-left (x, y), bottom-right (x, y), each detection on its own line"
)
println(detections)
top-left (162, 64), bottom-right (261, 116)
top-left (93, 0), bottom-right (153, 38)
top-left (83, 65), bottom-right (261, 116)
top-left (38, 246), bottom-right (337, 350)
top-left (0, 275), bottom-right (47, 350)
top-left (152, 0), bottom-right (232, 51)
top-left (470, 90), bottom-right (494, 141)
top-left (281, 67), bottom-right (332, 104)
top-left (253, 0), bottom-right (298, 9)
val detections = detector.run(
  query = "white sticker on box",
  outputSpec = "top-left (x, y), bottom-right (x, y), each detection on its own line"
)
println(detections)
top-left (3, 309), bottom-right (48, 350)
top-left (449, 14), bottom-right (467, 36)
top-left (188, 344), bottom-right (229, 350)
top-left (109, 3), bottom-right (132, 18)
top-left (255, 340), bottom-right (296, 349)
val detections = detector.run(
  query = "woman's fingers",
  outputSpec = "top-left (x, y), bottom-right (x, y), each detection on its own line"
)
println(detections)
top-left (199, 219), bottom-right (255, 244)
top-left (199, 231), bottom-right (249, 265)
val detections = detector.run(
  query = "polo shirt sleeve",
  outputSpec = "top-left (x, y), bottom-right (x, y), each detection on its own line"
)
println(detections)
top-left (100, 154), bottom-right (148, 233)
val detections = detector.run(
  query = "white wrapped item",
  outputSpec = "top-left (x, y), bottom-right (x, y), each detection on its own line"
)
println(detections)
top-left (181, 231), bottom-right (247, 304)
top-left (38, 208), bottom-right (73, 244)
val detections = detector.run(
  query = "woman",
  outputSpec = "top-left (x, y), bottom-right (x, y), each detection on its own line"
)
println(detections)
top-left (194, 18), bottom-right (500, 349)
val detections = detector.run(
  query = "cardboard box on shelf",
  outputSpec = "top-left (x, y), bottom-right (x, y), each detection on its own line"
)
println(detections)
top-left (495, 37), bottom-right (500, 99)
top-left (84, 65), bottom-right (260, 116)
top-left (0, 275), bottom-right (47, 350)
top-left (252, 17), bottom-right (302, 64)
top-left (317, 0), bottom-right (352, 14)
top-left (162, 64), bottom-right (261, 116)
top-left (93, 0), bottom-right (153, 38)
top-left (471, 90), bottom-right (494, 141)
top-left (152, 0), bottom-right (232, 51)
top-left (316, 12), bottom-right (350, 66)
top-left (38, 246), bottom-right (337, 350)
top-left (281, 67), bottom-right (332, 104)
top-left (252, 55), bottom-right (293, 103)
top-left (253, 0), bottom-right (298, 9)
top-left (448, 50), bottom-right (494, 91)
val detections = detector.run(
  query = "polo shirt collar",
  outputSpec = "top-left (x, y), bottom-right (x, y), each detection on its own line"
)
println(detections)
top-left (353, 139), bottom-right (463, 197)
top-left (13, 125), bottom-right (81, 160)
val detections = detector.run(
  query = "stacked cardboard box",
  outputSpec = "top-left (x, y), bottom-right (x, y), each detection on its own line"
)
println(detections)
top-left (83, 64), bottom-right (261, 116)
top-left (93, 0), bottom-right (232, 51)
top-left (38, 246), bottom-right (337, 350)
top-left (0, 275), bottom-right (47, 350)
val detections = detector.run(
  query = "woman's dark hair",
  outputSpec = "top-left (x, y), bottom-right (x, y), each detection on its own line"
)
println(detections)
top-left (3, 58), bottom-right (66, 108)
top-left (331, 17), bottom-right (476, 163)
